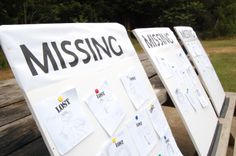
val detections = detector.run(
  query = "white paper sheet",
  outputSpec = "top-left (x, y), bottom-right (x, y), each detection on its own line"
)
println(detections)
top-left (85, 81), bottom-right (126, 136)
top-left (186, 66), bottom-right (198, 86)
top-left (185, 89), bottom-right (199, 112)
top-left (126, 110), bottom-right (157, 156)
top-left (195, 89), bottom-right (209, 108)
top-left (191, 44), bottom-right (202, 57)
top-left (146, 99), bottom-right (169, 138)
top-left (161, 131), bottom-right (183, 156)
top-left (178, 68), bottom-right (195, 89)
top-left (175, 88), bottom-right (192, 113)
top-left (176, 52), bottom-right (189, 69)
top-left (120, 68), bottom-right (152, 109)
top-left (35, 88), bottom-right (94, 155)
top-left (155, 56), bottom-right (174, 79)
top-left (98, 128), bottom-right (139, 156)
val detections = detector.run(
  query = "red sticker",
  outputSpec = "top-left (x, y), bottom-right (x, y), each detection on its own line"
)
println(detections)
top-left (95, 89), bottom-right (99, 94)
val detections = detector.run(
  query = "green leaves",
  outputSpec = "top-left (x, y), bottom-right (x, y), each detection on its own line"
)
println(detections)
top-left (0, 0), bottom-right (236, 37)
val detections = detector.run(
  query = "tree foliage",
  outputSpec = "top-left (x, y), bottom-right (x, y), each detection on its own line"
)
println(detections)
top-left (0, 0), bottom-right (236, 37)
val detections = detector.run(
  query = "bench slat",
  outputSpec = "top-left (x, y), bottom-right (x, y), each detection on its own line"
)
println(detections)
top-left (0, 53), bottom-right (166, 155)
top-left (0, 115), bottom-right (41, 156)
top-left (8, 138), bottom-right (49, 156)
top-left (0, 100), bottom-right (30, 127)
top-left (0, 79), bottom-right (24, 108)
top-left (141, 59), bottom-right (157, 78)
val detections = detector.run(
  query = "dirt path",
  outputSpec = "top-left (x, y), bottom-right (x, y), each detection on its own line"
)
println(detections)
top-left (205, 47), bottom-right (236, 54)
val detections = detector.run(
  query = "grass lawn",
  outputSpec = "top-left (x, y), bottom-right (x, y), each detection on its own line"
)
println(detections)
top-left (202, 37), bottom-right (236, 48)
top-left (202, 38), bottom-right (236, 92)
top-left (209, 53), bottom-right (236, 92)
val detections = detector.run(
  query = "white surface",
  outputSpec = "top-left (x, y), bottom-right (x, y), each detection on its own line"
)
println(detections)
top-left (85, 81), bottom-right (126, 136)
top-left (98, 127), bottom-right (139, 156)
top-left (146, 99), bottom-right (183, 156)
top-left (35, 88), bottom-right (94, 155)
top-left (0, 23), bottom-right (181, 156)
top-left (133, 27), bottom-right (218, 156)
top-left (174, 26), bottom-right (225, 116)
top-left (120, 67), bottom-right (152, 109)
top-left (126, 109), bottom-right (158, 156)
top-left (160, 130), bottom-right (183, 156)
top-left (146, 99), bottom-right (169, 138)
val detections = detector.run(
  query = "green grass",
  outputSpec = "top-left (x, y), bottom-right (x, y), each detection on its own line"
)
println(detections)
top-left (202, 37), bottom-right (236, 48)
top-left (209, 53), bottom-right (236, 92)
top-left (0, 50), bottom-right (9, 69)
top-left (130, 37), bottom-right (143, 53)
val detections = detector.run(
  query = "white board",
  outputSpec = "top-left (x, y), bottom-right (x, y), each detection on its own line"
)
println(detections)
top-left (174, 26), bottom-right (225, 116)
top-left (133, 27), bottom-right (218, 156)
top-left (0, 23), bottom-right (181, 156)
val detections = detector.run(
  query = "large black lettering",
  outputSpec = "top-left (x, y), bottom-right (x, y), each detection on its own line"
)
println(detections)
top-left (142, 35), bottom-right (155, 48)
top-left (108, 36), bottom-right (123, 56)
top-left (159, 34), bottom-right (167, 45)
top-left (55, 105), bottom-right (63, 113)
top-left (64, 98), bottom-right (70, 104)
top-left (61, 41), bottom-right (78, 67)
top-left (156, 34), bottom-right (163, 45)
top-left (85, 38), bottom-right (98, 61)
top-left (51, 42), bottom-right (67, 69)
top-left (20, 43), bottom-right (59, 76)
top-left (163, 33), bottom-right (174, 44)
top-left (75, 39), bottom-right (91, 64)
top-left (148, 34), bottom-right (157, 47)
top-left (152, 34), bottom-right (160, 46)
top-left (92, 37), bottom-right (112, 60)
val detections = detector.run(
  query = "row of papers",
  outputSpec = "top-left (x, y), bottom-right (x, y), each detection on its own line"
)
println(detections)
top-left (99, 100), bottom-right (182, 156)
top-left (185, 41), bottom-right (218, 81)
top-left (154, 53), bottom-right (209, 113)
top-left (175, 26), bottom-right (226, 116)
top-left (185, 42), bottom-right (207, 57)
top-left (34, 68), bottom-right (182, 155)
top-left (185, 41), bottom-right (224, 98)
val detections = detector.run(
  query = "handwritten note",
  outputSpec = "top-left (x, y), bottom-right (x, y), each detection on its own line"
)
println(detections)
top-left (85, 81), bottom-right (126, 136)
top-left (35, 88), bottom-right (94, 155)
top-left (126, 110), bottom-right (157, 156)
top-left (155, 56), bottom-right (174, 79)
top-left (120, 68), bottom-right (152, 109)
top-left (146, 99), bottom-right (169, 138)
top-left (161, 131), bottom-right (183, 156)
top-left (98, 128), bottom-right (139, 156)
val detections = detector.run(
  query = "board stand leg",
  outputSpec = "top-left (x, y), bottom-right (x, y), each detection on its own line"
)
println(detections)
top-left (220, 97), bottom-right (230, 118)
top-left (208, 122), bottom-right (222, 156)
top-left (192, 123), bottom-right (222, 156)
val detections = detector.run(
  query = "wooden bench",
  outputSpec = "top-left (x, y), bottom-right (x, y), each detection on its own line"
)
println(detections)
top-left (213, 92), bottom-right (236, 156)
top-left (0, 53), bottom-right (167, 156)
top-left (0, 53), bottom-right (235, 156)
